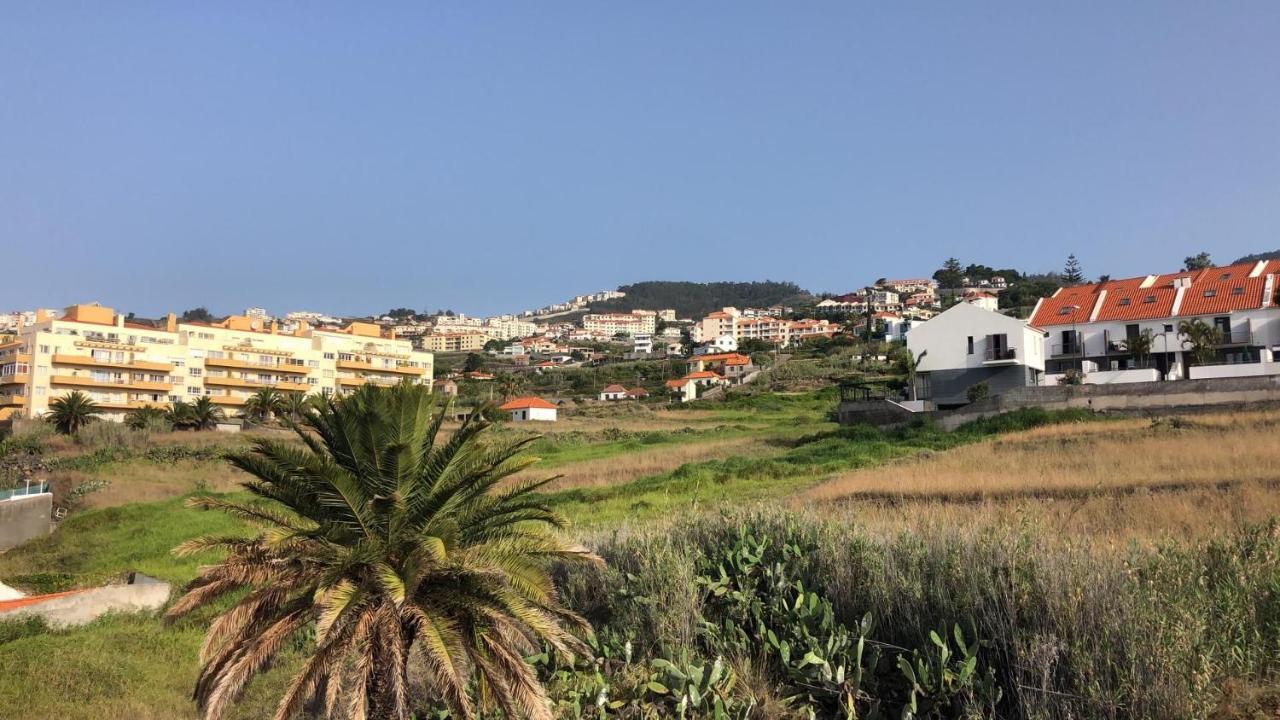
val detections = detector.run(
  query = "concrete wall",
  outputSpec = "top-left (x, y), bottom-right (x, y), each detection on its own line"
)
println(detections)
top-left (924, 365), bottom-right (1036, 407)
top-left (0, 581), bottom-right (171, 628)
top-left (1189, 362), bottom-right (1280, 380)
top-left (1043, 368), bottom-right (1161, 385)
top-left (0, 493), bottom-right (51, 550)
top-left (936, 374), bottom-right (1280, 430)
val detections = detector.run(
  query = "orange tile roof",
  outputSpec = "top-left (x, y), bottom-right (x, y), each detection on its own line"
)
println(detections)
top-left (1030, 259), bottom-right (1280, 327)
top-left (694, 353), bottom-right (750, 365)
top-left (684, 370), bottom-right (721, 380)
top-left (0, 588), bottom-right (89, 613)
top-left (601, 384), bottom-right (628, 393)
top-left (665, 379), bottom-right (690, 389)
top-left (499, 396), bottom-right (558, 411)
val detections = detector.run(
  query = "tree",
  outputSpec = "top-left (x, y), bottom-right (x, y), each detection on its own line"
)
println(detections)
top-left (1177, 318), bottom-right (1221, 365)
top-left (1183, 252), bottom-right (1213, 271)
top-left (46, 391), bottom-right (100, 434)
top-left (1119, 328), bottom-right (1154, 366)
top-left (462, 353), bottom-right (486, 373)
top-left (494, 372), bottom-right (525, 400)
top-left (1062, 255), bottom-right (1084, 285)
top-left (279, 392), bottom-right (314, 424)
top-left (243, 388), bottom-right (285, 424)
top-left (181, 307), bottom-right (215, 323)
top-left (169, 396), bottom-right (226, 431)
top-left (166, 384), bottom-right (599, 720)
top-left (933, 258), bottom-right (964, 289)
top-left (482, 339), bottom-right (505, 353)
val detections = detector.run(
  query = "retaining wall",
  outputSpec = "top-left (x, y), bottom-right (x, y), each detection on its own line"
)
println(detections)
top-left (0, 493), bottom-right (52, 551)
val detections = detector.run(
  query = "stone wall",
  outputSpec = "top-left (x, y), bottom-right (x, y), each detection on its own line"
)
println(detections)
top-left (0, 493), bottom-right (51, 551)
top-left (936, 375), bottom-right (1280, 430)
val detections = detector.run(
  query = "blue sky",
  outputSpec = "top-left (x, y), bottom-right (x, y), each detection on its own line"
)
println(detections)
top-left (2, 3), bottom-right (1278, 317)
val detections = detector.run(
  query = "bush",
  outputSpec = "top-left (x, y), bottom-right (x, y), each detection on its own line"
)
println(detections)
top-left (965, 381), bottom-right (990, 403)
top-left (73, 421), bottom-right (151, 450)
top-left (557, 511), bottom-right (1280, 719)
top-left (1059, 369), bottom-right (1085, 385)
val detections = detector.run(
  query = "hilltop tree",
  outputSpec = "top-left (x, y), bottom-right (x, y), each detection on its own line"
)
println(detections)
top-left (166, 384), bottom-right (598, 720)
top-left (181, 307), bottom-right (215, 323)
top-left (933, 258), bottom-right (965, 289)
top-left (462, 353), bottom-right (486, 373)
top-left (1062, 255), bottom-right (1085, 285)
top-left (1184, 252), bottom-right (1213, 271)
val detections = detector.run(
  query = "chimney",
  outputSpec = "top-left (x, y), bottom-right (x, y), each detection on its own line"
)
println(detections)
top-left (116, 313), bottom-right (125, 328)
top-left (165, 313), bottom-right (177, 333)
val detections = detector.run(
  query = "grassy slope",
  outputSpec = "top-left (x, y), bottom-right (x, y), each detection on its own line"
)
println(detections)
top-left (0, 392), bottom-right (1100, 719)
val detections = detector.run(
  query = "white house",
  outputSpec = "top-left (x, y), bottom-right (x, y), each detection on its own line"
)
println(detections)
top-left (498, 397), bottom-right (558, 422)
top-left (633, 333), bottom-right (654, 355)
top-left (695, 335), bottom-right (738, 354)
top-left (598, 384), bottom-right (629, 401)
top-left (906, 302), bottom-right (1046, 407)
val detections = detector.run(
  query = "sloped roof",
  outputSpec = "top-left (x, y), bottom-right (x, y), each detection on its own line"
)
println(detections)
top-left (499, 396), bottom-right (558, 411)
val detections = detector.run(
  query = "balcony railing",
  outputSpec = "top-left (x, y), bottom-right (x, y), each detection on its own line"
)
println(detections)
top-left (1050, 342), bottom-right (1084, 357)
top-left (1217, 329), bottom-right (1254, 346)
top-left (984, 347), bottom-right (1017, 361)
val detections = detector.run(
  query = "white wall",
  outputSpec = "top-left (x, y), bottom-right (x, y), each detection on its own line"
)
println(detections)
top-left (909, 302), bottom-right (1044, 373)
top-left (1189, 362), bottom-right (1280, 380)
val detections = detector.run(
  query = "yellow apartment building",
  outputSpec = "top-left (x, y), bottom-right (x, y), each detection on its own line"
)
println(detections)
top-left (0, 303), bottom-right (433, 422)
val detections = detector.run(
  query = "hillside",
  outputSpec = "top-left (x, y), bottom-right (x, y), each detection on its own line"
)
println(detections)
top-left (588, 280), bottom-right (812, 318)
top-left (1233, 249), bottom-right (1280, 264)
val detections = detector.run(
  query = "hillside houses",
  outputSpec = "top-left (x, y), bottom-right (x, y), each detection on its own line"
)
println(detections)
top-left (692, 307), bottom-right (839, 348)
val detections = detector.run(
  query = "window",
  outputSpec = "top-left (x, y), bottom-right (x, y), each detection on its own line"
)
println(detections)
top-left (189, 367), bottom-right (202, 376)
top-left (187, 386), bottom-right (201, 395)
top-left (966, 336), bottom-right (974, 355)
top-left (1164, 324), bottom-right (1173, 333)
top-left (1117, 298), bottom-right (1130, 306)
top-left (1231, 286), bottom-right (1244, 296)
top-left (1220, 272), bottom-right (1231, 280)
top-left (1057, 307), bottom-right (1071, 315)
top-left (1203, 290), bottom-right (1216, 298)
top-left (39, 345), bottom-right (50, 354)
top-left (307, 360), bottom-right (320, 368)
top-left (1143, 295), bottom-right (1156, 304)
top-left (323, 352), bottom-right (335, 360)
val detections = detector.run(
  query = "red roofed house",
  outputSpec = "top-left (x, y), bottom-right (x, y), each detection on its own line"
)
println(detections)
top-left (1028, 259), bottom-right (1280, 381)
top-left (498, 396), bottom-right (558, 422)
top-left (688, 353), bottom-right (755, 383)
top-left (598, 383), bottom-right (629, 401)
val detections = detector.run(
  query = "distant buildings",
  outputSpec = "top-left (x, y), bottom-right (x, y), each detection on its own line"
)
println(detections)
top-left (421, 332), bottom-right (487, 353)
top-left (0, 303), bottom-right (434, 423)
top-left (692, 307), bottom-right (838, 348)
top-left (583, 310), bottom-right (657, 337)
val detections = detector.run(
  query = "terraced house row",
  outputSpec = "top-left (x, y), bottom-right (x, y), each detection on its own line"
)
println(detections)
top-left (0, 303), bottom-right (434, 422)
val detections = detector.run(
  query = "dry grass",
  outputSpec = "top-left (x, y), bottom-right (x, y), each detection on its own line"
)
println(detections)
top-left (804, 411), bottom-right (1280, 502)
top-left (800, 409), bottom-right (1280, 541)
top-left (512, 436), bottom-right (772, 492)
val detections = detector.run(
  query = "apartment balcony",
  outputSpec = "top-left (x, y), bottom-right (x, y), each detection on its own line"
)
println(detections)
top-left (0, 394), bottom-right (26, 407)
top-left (336, 359), bottom-right (426, 376)
top-left (1049, 342), bottom-right (1085, 358)
top-left (337, 375), bottom-right (400, 388)
top-left (0, 374), bottom-right (28, 386)
top-left (208, 395), bottom-right (248, 406)
top-left (982, 347), bottom-right (1019, 365)
top-left (203, 376), bottom-right (309, 392)
top-left (205, 356), bottom-right (310, 375)
top-left (50, 375), bottom-right (172, 392)
top-left (1217, 329), bottom-right (1254, 347)
top-left (52, 353), bottom-right (174, 373)
top-left (95, 399), bottom-right (169, 412)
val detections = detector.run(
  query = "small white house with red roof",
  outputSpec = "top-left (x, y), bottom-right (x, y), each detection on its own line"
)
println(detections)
top-left (498, 396), bottom-right (558, 422)
top-left (598, 384), bottom-right (629, 401)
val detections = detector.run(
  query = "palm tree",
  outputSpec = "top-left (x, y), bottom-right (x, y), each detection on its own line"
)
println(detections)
top-left (494, 372), bottom-right (525, 401)
top-left (278, 392), bottom-right (313, 424)
top-left (243, 387), bottom-right (285, 424)
top-left (46, 391), bottom-right (101, 434)
top-left (166, 383), bottom-right (599, 720)
top-left (1177, 318), bottom-right (1222, 366)
top-left (169, 396), bottom-right (226, 431)
top-left (1119, 328), bottom-right (1155, 367)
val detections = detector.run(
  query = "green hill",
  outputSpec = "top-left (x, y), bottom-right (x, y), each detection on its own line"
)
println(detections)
top-left (1232, 249), bottom-right (1280, 264)
top-left (590, 280), bottom-right (813, 319)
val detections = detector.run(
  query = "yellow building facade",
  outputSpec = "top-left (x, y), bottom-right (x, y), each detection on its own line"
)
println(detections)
top-left (0, 304), bottom-right (433, 422)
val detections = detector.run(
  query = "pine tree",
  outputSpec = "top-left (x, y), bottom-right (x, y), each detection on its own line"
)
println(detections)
top-left (1062, 254), bottom-right (1084, 285)
top-left (1184, 252), bottom-right (1212, 271)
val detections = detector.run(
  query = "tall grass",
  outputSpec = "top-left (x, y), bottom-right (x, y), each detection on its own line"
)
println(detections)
top-left (564, 510), bottom-right (1280, 719)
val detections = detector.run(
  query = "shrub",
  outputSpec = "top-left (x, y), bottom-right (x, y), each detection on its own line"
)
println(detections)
top-left (965, 381), bottom-right (990, 403)
top-left (73, 421), bottom-right (151, 450)
top-left (1059, 369), bottom-right (1085, 385)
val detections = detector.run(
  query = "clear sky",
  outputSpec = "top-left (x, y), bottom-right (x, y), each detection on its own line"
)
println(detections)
top-left (2, 3), bottom-right (1278, 318)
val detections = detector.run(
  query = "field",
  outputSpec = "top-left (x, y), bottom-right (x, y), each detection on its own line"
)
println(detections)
top-left (1, 393), bottom-right (1279, 718)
